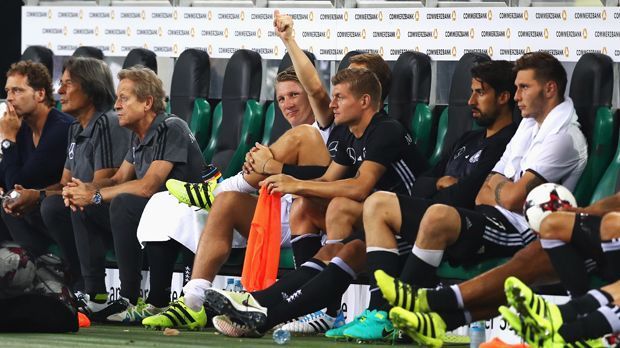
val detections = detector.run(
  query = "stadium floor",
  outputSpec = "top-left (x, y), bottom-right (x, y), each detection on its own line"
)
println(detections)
top-left (0, 324), bottom-right (470, 347)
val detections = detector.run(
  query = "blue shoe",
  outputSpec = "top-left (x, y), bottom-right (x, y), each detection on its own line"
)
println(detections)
top-left (325, 309), bottom-right (369, 339)
top-left (343, 310), bottom-right (395, 341)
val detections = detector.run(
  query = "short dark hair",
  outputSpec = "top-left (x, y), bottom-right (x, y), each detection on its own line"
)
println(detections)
top-left (117, 66), bottom-right (166, 114)
top-left (275, 66), bottom-right (300, 84)
top-left (471, 60), bottom-right (516, 109)
top-left (349, 53), bottom-right (391, 102)
top-left (63, 57), bottom-right (116, 111)
top-left (332, 68), bottom-right (382, 110)
top-left (514, 52), bottom-right (567, 99)
top-left (6, 60), bottom-right (54, 107)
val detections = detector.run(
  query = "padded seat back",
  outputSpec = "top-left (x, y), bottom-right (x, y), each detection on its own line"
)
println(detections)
top-left (388, 51), bottom-right (432, 157)
top-left (211, 49), bottom-right (263, 177)
top-left (169, 49), bottom-right (210, 123)
top-left (72, 46), bottom-right (103, 60)
top-left (570, 53), bottom-right (617, 206)
top-left (428, 53), bottom-right (490, 165)
top-left (265, 50), bottom-right (316, 144)
top-left (123, 48), bottom-right (157, 73)
top-left (21, 46), bottom-right (54, 76)
top-left (590, 126), bottom-right (620, 204)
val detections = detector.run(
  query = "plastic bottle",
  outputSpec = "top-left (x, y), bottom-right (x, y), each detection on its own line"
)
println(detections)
top-left (469, 320), bottom-right (486, 348)
top-left (272, 328), bottom-right (291, 344)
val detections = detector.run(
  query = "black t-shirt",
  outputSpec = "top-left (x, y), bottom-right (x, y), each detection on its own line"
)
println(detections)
top-left (332, 111), bottom-right (426, 196)
top-left (413, 123), bottom-right (517, 208)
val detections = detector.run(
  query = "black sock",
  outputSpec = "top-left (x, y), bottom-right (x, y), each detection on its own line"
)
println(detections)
top-left (400, 251), bottom-right (440, 288)
top-left (441, 310), bottom-right (468, 331)
top-left (541, 240), bottom-right (590, 296)
top-left (252, 258), bottom-right (324, 308)
top-left (260, 257), bottom-right (355, 332)
top-left (325, 299), bottom-right (340, 317)
top-left (559, 289), bottom-right (614, 322)
top-left (559, 305), bottom-right (616, 343)
top-left (366, 249), bottom-right (399, 310)
top-left (291, 234), bottom-right (323, 269)
top-left (426, 286), bottom-right (460, 312)
top-left (145, 240), bottom-right (181, 307)
top-left (601, 239), bottom-right (620, 280)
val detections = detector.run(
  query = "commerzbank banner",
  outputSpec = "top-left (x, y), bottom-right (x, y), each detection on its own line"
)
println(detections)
top-left (22, 6), bottom-right (620, 62)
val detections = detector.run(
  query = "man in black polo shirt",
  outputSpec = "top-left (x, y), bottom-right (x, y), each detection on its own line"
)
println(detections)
top-left (0, 61), bottom-right (72, 255)
top-left (62, 66), bottom-right (206, 323)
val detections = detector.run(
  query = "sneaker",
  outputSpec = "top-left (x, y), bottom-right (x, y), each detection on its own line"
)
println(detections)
top-left (107, 297), bottom-right (165, 324)
top-left (504, 276), bottom-right (563, 337)
top-left (90, 297), bottom-right (131, 323)
top-left (343, 309), bottom-right (395, 341)
top-left (212, 315), bottom-right (263, 338)
top-left (203, 288), bottom-right (267, 330)
top-left (142, 297), bottom-right (207, 330)
top-left (389, 307), bottom-right (446, 348)
top-left (375, 270), bottom-right (429, 312)
top-left (325, 309), bottom-right (369, 339)
top-left (75, 291), bottom-right (108, 316)
top-left (280, 310), bottom-right (337, 334)
top-left (166, 179), bottom-right (217, 211)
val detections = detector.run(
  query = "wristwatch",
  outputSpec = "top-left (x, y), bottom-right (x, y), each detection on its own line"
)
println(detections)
top-left (91, 190), bottom-right (103, 205)
top-left (1, 140), bottom-right (14, 150)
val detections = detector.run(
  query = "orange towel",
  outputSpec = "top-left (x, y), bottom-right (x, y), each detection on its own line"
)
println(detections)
top-left (241, 186), bottom-right (282, 292)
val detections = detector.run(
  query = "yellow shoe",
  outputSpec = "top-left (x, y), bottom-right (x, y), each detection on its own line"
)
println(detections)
top-left (389, 307), bottom-right (445, 348)
top-left (374, 270), bottom-right (429, 312)
top-left (166, 179), bottom-right (217, 211)
top-left (142, 297), bottom-right (207, 330)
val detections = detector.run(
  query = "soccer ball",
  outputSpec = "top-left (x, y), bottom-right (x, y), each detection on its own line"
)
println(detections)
top-left (0, 245), bottom-right (36, 296)
top-left (524, 183), bottom-right (577, 232)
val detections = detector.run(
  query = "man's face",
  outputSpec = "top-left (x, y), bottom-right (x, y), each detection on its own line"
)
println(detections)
top-left (514, 69), bottom-right (546, 119)
top-left (114, 79), bottom-right (147, 128)
top-left (468, 78), bottom-right (500, 127)
top-left (4, 73), bottom-right (40, 119)
top-left (275, 80), bottom-right (313, 127)
top-left (329, 82), bottom-right (364, 126)
top-left (58, 70), bottom-right (90, 116)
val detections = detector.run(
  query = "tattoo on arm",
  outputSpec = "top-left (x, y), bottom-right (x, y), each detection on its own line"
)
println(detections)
top-left (494, 180), bottom-right (509, 205)
top-left (483, 173), bottom-right (494, 185)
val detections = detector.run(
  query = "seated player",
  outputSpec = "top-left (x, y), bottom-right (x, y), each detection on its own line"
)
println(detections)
top-left (376, 52), bottom-right (588, 347)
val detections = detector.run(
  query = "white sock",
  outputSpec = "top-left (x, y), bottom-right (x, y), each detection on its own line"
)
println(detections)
top-left (182, 279), bottom-right (212, 312)
top-left (412, 245), bottom-right (444, 267)
top-left (213, 172), bottom-right (256, 196)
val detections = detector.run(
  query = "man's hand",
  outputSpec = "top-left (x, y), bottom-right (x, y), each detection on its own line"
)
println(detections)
top-left (0, 103), bottom-right (22, 142)
top-left (273, 10), bottom-right (294, 42)
top-left (2, 185), bottom-right (39, 216)
top-left (62, 178), bottom-right (97, 210)
top-left (436, 176), bottom-right (459, 190)
top-left (248, 143), bottom-right (276, 175)
top-left (260, 174), bottom-right (299, 195)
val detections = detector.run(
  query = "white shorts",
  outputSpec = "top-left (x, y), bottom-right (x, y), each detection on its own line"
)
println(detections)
top-left (136, 191), bottom-right (292, 253)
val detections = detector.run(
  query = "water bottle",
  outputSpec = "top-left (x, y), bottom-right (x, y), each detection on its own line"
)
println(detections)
top-left (272, 328), bottom-right (291, 345)
top-left (225, 278), bottom-right (235, 291)
top-left (469, 320), bottom-right (486, 348)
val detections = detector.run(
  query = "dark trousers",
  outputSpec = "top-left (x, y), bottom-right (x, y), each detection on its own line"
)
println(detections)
top-left (3, 200), bottom-right (83, 290)
top-left (110, 193), bottom-right (149, 303)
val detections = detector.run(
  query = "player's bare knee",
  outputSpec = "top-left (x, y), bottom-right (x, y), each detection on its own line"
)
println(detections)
top-left (538, 212), bottom-right (573, 241)
top-left (326, 197), bottom-right (357, 223)
top-left (416, 204), bottom-right (460, 246)
top-left (363, 191), bottom-right (394, 222)
top-left (601, 212), bottom-right (620, 240)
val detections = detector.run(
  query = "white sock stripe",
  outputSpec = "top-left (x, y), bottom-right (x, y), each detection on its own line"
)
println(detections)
top-left (450, 284), bottom-right (465, 309)
top-left (366, 247), bottom-right (399, 254)
top-left (331, 256), bottom-right (357, 280)
top-left (540, 238), bottom-right (566, 249)
top-left (324, 239), bottom-right (343, 245)
top-left (463, 310), bottom-right (472, 325)
top-left (412, 245), bottom-right (444, 267)
top-left (589, 289), bottom-right (611, 307)
top-left (291, 234), bottom-right (322, 243)
top-left (301, 261), bottom-right (325, 272)
top-left (598, 305), bottom-right (620, 333)
top-left (601, 239), bottom-right (620, 252)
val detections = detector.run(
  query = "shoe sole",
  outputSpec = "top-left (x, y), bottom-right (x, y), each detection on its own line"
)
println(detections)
top-left (204, 290), bottom-right (266, 330)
